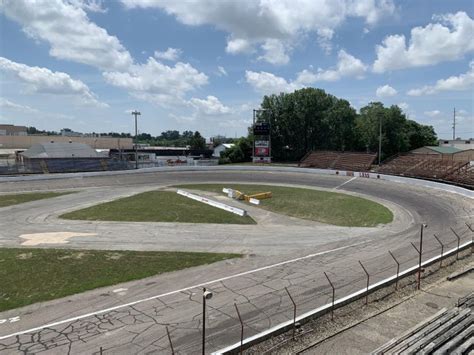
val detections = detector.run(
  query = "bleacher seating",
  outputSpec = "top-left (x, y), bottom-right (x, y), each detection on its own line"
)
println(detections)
top-left (378, 153), bottom-right (472, 187)
top-left (373, 293), bottom-right (473, 354)
top-left (300, 151), bottom-right (376, 171)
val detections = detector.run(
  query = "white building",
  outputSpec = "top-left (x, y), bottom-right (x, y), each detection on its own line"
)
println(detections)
top-left (439, 138), bottom-right (473, 151)
top-left (213, 143), bottom-right (234, 157)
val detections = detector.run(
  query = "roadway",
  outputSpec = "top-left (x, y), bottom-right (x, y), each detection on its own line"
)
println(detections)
top-left (0, 169), bottom-right (472, 354)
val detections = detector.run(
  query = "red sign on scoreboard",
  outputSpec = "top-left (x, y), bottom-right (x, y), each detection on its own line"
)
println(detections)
top-left (255, 147), bottom-right (269, 156)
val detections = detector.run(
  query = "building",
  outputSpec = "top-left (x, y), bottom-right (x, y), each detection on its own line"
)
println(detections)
top-left (411, 146), bottom-right (474, 161)
top-left (19, 142), bottom-right (108, 173)
top-left (0, 135), bottom-right (133, 149)
top-left (0, 124), bottom-right (27, 136)
top-left (439, 138), bottom-right (473, 151)
top-left (213, 143), bottom-right (235, 158)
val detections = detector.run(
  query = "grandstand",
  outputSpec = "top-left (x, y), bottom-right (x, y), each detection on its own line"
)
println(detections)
top-left (377, 153), bottom-right (473, 187)
top-left (373, 293), bottom-right (473, 354)
top-left (299, 151), bottom-right (377, 171)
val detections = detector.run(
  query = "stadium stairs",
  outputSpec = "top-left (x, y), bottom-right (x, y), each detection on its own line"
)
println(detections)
top-left (372, 293), bottom-right (473, 354)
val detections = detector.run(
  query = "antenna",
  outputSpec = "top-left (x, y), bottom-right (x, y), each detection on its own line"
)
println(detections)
top-left (452, 107), bottom-right (456, 140)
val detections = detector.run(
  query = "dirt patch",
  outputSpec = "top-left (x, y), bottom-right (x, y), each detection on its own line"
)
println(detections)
top-left (58, 252), bottom-right (87, 260)
top-left (106, 252), bottom-right (124, 260)
top-left (16, 252), bottom-right (33, 260)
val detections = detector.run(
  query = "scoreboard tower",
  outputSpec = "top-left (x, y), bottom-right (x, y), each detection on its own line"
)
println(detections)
top-left (252, 109), bottom-right (271, 163)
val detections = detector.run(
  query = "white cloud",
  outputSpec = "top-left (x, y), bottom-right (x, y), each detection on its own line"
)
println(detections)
top-left (407, 61), bottom-right (474, 96)
top-left (121, 0), bottom-right (395, 64)
top-left (373, 11), bottom-right (474, 72)
top-left (0, 98), bottom-right (37, 113)
top-left (246, 50), bottom-right (367, 94)
top-left (424, 110), bottom-right (441, 118)
top-left (154, 47), bottom-right (182, 61)
top-left (258, 39), bottom-right (290, 65)
top-left (226, 38), bottom-right (254, 54)
top-left (0, 57), bottom-right (108, 107)
top-left (0, 0), bottom-right (132, 71)
top-left (376, 84), bottom-right (397, 97)
top-left (217, 66), bottom-right (228, 76)
top-left (190, 96), bottom-right (232, 115)
top-left (297, 50), bottom-right (367, 83)
top-left (103, 57), bottom-right (208, 107)
top-left (398, 102), bottom-right (409, 111)
top-left (245, 70), bottom-right (299, 94)
top-left (67, 0), bottom-right (107, 13)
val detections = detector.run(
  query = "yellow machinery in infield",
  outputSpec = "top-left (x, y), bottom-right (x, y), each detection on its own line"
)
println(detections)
top-left (223, 188), bottom-right (272, 205)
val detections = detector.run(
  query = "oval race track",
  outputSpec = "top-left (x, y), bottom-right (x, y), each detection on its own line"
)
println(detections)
top-left (0, 167), bottom-right (472, 354)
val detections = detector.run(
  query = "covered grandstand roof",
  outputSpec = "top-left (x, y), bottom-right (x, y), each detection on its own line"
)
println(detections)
top-left (424, 146), bottom-right (462, 154)
top-left (21, 142), bottom-right (100, 159)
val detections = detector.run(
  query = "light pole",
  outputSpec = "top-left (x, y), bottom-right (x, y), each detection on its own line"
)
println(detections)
top-left (378, 113), bottom-right (382, 165)
top-left (202, 288), bottom-right (213, 355)
top-left (131, 110), bottom-right (141, 169)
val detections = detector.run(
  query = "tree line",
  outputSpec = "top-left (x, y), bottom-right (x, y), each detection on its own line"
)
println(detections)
top-left (223, 88), bottom-right (437, 163)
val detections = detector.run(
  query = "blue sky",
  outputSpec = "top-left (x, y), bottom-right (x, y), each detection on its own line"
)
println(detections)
top-left (0, 0), bottom-right (473, 140)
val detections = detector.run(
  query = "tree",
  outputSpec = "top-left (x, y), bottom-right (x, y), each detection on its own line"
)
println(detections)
top-left (220, 137), bottom-right (253, 163)
top-left (189, 131), bottom-right (206, 149)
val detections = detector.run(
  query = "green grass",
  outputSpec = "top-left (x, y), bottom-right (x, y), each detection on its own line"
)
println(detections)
top-left (0, 248), bottom-right (240, 311)
top-left (173, 184), bottom-right (393, 227)
top-left (60, 190), bottom-right (255, 224)
top-left (0, 191), bottom-right (74, 208)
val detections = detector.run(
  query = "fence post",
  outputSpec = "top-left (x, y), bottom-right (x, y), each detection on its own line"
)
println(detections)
top-left (324, 272), bottom-right (335, 321)
top-left (284, 287), bottom-right (297, 340)
top-left (99, 347), bottom-right (103, 355)
top-left (450, 227), bottom-right (461, 260)
top-left (358, 261), bottom-right (370, 305)
top-left (166, 326), bottom-right (175, 355)
top-left (388, 251), bottom-right (400, 290)
top-left (466, 222), bottom-right (473, 254)
top-left (410, 242), bottom-right (422, 290)
top-left (234, 303), bottom-right (244, 354)
top-left (433, 234), bottom-right (444, 268)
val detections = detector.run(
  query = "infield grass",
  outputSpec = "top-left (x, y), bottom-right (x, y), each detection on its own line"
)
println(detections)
top-left (60, 190), bottom-right (255, 224)
top-left (173, 184), bottom-right (393, 227)
top-left (0, 248), bottom-right (240, 311)
top-left (0, 191), bottom-right (74, 208)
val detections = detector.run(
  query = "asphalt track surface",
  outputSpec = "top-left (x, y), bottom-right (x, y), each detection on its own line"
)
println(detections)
top-left (0, 168), bottom-right (472, 354)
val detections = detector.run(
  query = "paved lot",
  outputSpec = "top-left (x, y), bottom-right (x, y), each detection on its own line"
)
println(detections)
top-left (0, 169), bottom-right (472, 354)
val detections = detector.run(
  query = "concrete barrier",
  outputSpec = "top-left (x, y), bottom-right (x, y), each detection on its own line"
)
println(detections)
top-left (176, 189), bottom-right (247, 216)
top-left (0, 165), bottom-right (472, 199)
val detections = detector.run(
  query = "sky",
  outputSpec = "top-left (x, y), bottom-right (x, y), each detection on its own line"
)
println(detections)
top-left (0, 0), bottom-right (473, 140)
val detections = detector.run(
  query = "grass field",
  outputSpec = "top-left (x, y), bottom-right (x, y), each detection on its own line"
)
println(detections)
top-left (0, 191), bottom-right (74, 208)
top-left (0, 248), bottom-right (240, 311)
top-left (174, 184), bottom-right (393, 227)
top-left (60, 190), bottom-right (255, 224)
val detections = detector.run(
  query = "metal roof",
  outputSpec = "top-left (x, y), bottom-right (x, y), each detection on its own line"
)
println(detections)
top-left (426, 146), bottom-right (462, 154)
top-left (21, 142), bottom-right (100, 159)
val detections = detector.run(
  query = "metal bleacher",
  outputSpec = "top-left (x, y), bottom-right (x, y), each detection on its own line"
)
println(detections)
top-left (299, 151), bottom-right (376, 171)
top-left (377, 153), bottom-right (473, 187)
top-left (373, 293), bottom-right (473, 355)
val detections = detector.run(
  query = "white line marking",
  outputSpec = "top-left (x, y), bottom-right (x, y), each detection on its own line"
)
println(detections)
top-left (334, 176), bottom-right (357, 190)
top-left (0, 241), bottom-right (366, 340)
top-left (214, 240), bottom-right (473, 354)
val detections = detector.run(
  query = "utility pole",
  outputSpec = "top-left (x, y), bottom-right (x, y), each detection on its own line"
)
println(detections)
top-left (378, 113), bottom-right (382, 165)
top-left (131, 110), bottom-right (141, 169)
top-left (452, 107), bottom-right (456, 141)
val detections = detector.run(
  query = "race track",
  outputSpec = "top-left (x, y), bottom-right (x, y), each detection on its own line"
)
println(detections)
top-left (0, 168), bottom-right (472, 354)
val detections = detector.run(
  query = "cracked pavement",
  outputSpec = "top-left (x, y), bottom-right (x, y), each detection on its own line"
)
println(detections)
top-left (0, 169), bottom-right (472, 354)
